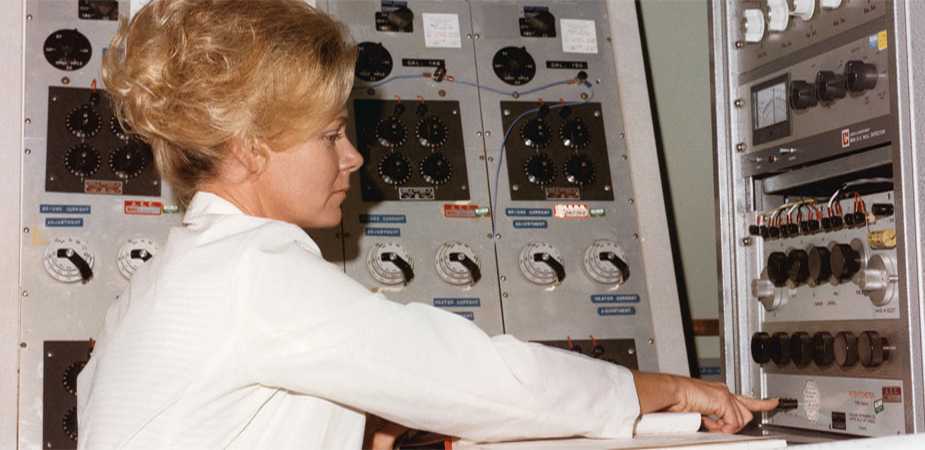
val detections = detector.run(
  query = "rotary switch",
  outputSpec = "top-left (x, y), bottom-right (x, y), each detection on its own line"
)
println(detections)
top-left (564, 154), bottom-right (595, 186)
top-left (520, 242), bottom-right (565, 286)
top-left (110, 117), bottom-right (132, 141)
top-left (807, 246), bottom-right (832, 286)
top-left (385, 5), bottom-right (414, 31)
top-left (854, 254), bottom-right (899, 306)
top-left (560, 118), bottom-right (590, 149)
top-left (66, 104), bottom-right (101, 139)
top-left (64, 144), bottom-right (101, 178)
top-left (830, 242), bottom-right (862, 283)
top-left (524, 154), bottom-right (556, 185)
top-left (416, 116), bottom-right (448, 148)
top-left (786, 249), bottom-right (810, 286)
top-left (117, 238), bottom-right (157, 279)
top-left (766, 0), bottom-right (790, 32)
top-left (367, 242), bottom-right (414, 286)
top-left (43, 237), bottom-right (95, 283)
top-left (858, 330), bottom-right (891, 368)
top-left (751, 332), bottom-right (772, 364)
top-left (834, 331), bottom-right (859, 368)
top-left (766, 251), bottom-right (789, 287)
top-left (812, 332), bottom-right (835, 367)
top-left (43, 29), bottom-right (92, 71)
top-left (521, 117), bottom-right (551, 149)
top-left (791, 0), bottom-right (816, 21)
top-left (583, 240), bottom-right (629, 286)
top-left (110, 141), bottom-right (151, 179)
top-left (844, 60), bottom-right (878, 92)
top-left (743, 9), bottom-right (765, 43)
top-left (356, 42), bottom-right (393, 82)
top-left (790, 332), bottom-right (814, 367)
top-left (816, 70), bottom-right (848, 102)
top-left (375, 116), bottom-right (407, 148)
top-left (435, 242), bottom-right (481, 286)
top-left (770, 332), bottom-right (791, 366)
top-left (420, 152), bottom-right (452, 185)
top-left (790, 80), bottom-right (818, 110)
top-left (752, 278), bottom-right (785, 310)
top-left (493, 46), bottom-right (537, 86)
top-left (378, 153), bottom-right (411, 185)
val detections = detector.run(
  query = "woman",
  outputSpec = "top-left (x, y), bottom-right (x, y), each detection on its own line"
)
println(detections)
top-left (76, 1), bottom-right (777, 448)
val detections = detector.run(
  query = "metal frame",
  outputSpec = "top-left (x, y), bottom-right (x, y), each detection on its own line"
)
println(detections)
top-left (0, 2), bottom-right (24, 448)
top-left (606, 0), bottom-right (688, 376)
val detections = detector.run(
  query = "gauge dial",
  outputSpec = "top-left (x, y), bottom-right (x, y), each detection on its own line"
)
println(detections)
top-left (356, 42), bottom-right (393, 82)
top-left (564, 154), bottom-right (594, 186)
top-left (378, 152), bottom-right (411, 185)
top-left (560, 118), bottom-right (590, 149)
top-left (493, 46), bottom-right (536, 86)
top-left (521, 118), bottom-right (550, 149)
top-left (375, 116), bottom-right (407, 148)
top-left (110, 141), bottom-right (151, 179)
top-left (416, 116), bottom-right (448, 148)
top-left (420, 152), bottom-right (452, 185)
top-left (64, 144), bottom-right (100, 177)
top-left (66, 105), bottom-right (101, 139)
top-left (524, 153), bottom-right (556, 185)
top-left (44, 29), bottom-right (92, 71)
top-left (754, 82), bottom-right (788, 130)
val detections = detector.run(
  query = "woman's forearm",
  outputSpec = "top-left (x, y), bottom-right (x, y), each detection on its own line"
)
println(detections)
top-left (632, 371), bottom-right (682, 413)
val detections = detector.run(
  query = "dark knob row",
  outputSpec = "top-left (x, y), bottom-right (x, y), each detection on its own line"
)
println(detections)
top-left (751, 331), bottom-right (889, 368)
top-left (790, 60), bottom-right (878, 110)
top-left (748, 211), bottom-right (877, 240)
top-left (765, 244), bottom-right (860, 287)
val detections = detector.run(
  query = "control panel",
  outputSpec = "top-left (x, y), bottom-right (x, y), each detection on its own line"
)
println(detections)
top-left (712, 0), bottom-right (925, 439)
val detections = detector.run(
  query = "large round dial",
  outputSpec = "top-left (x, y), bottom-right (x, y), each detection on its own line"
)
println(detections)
top-left (766, 251), bottom-right (789, 287)
top-left (378, 153), bottom-right (411, 185)
top-left (834, 331), bottom-right (859, 368)
top-left (812, 332), bottom-right (835, 367)
top-left (367, 242), bottom-right (414, 286)
top-left (416, 116), bottom-right (447, 148)
top-left (524, 153), bottom-right (556, 185)
top-left (560, 118), bottom-right (591, 149)
top-left (375, 116), bottom-right (407, 148)
top-left (519, 241), bottom-right (565, 286)
top-left (356, 42), bottom-right (393, 82)
top-left (564, 154), bottom-right (595, 186)
top-left (786, 249), bottom-right (810, 286)
top-left (858, 330), bottom-right (889, 368)
top-left (769, 332), bottom-right (791, 365)
top-left (521, 118), bottom-right (550, 149)
top-left (66, 105), bottom-right (101, 139)
top-left (830, 242), bottom-right (862, 282)
top-left (43, 29), bottom-right (92, 71)
top-left (110, 117), bottom-right (132, 141)
top-left (789, 332), bottom-right (814, 367)
top-left (750, 332), bottom-right (771, 364)
top-left (420, 152), bottom-right (452, 185)
top-left (493, 46), bottom-right (536, 86)
top-left (64, 144), bottom-right (100, 177)
top-left (808, 246), bottom-right (832, 286)
top-left (109, 142), bottom-right (151, 179)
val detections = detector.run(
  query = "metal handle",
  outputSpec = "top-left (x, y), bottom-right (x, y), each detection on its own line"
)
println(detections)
top-left (57, 248), bottom-right (93, 283)
top-left (449, 252), bottom-right (481, 284)
top-left (533, 252), bottom-right (565, 283)
top-left (381, 252), bottom-right (414, 285)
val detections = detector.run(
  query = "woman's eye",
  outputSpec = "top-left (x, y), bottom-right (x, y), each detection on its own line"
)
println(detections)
top-left (325, 133), bottom-right (343, 144)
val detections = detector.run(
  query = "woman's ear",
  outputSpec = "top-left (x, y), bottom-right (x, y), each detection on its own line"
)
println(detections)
top-left (227, 137), bottom-right (270, 177)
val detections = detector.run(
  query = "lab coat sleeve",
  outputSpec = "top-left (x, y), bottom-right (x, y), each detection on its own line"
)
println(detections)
top-left (237, 226), bottom-right (640, 442)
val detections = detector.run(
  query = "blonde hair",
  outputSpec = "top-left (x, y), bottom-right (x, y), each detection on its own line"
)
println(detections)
top-left (103, 0), bottom-right (357, 207)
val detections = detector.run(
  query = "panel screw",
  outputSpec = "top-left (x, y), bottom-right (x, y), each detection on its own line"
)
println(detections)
top-left (628, 198), bottom-right (635, 205)
top-left (512, 184), bottom-right (520, 191)
top-left (736, 143), bottom-right (746, 152)
top-left (476, 130), bottom-right (483, 137)
top-left (62, 77), bottom-right (70, 85)
top-left (20, 342), bottom-right (26, 348)
top-left (23, 227), bottom-right (29, 234)
top-left (24, 118), bottom-right (31, 125)
top-left (628, 348), bottom-right (636, 355)
top-left (603, 185), bottom-right (611, 191)
top-left (494, 234), bottom-right (502, 239)
top-left (735, 41), bottom-right (745, 48)
top-left (734, 98), bottom-right (745, 108)
top-left (580, 92), bottom-right (589, 100)
top-left (484, 130), bottom-right (491, 137)
top-left (499, 275), bottom-right (506, 282)
top-left (26, 14), bottom-right (32, 21)
top-left (594, 110), bottom-right (601, 118)
top-left (503, 109), bottom-right (511, 116)
top-left (473, 33), bottom-right (480, 40)
top-left (438, 89), bottom-right (446, 97)
top-left (22, 290), bottom-right (29, 297)
top-left (742, 237), bottom-right (753, 247)
top-left (47, 351), bottom-right (54, 358)
top-left (502, 292), bottom-right (509, 298)
top-left (648, 338), bottom-right (655, 345)
top-left (633, 233), bottom-right (640, 240)
top-left (24, 148), bottom-right (31, 155)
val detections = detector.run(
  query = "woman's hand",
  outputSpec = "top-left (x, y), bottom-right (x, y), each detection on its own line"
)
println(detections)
top-left (633, 372), bottom-right (779, 433)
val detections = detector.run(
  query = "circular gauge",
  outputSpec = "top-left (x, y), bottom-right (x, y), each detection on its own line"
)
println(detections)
top-left (65, 105), bottom-right (101, 139)
top-left (109, 141), bottom-right (151, 179)
top-left (44, 29), bottom-right (92, 71)
top-left (63, 407), bottom-right (78, 441)
top-left (564, 154), bottom-right (595, 186)
top-left (375, 116), bottom-right (407, 148)
top-left (64, 144), bottom-right (100, 177)
top-left (416, 116), bottom-right (448, 148)
top-left (62, 360), bottom-right (87, 395)
top-left (524, 153), bottom-right (556, 185)
top-left (378, 152), bottom-right (411, 185)
top-left (492, 46), bottom-right (536, 86)
top-left (420, 152), bottom-right (452, 185)
top-left (560, 118), bottom-right (591, 149)
top-left (110, 117), bottom-right (133, 141)
top-left (356, 42), bottom-right (393, 82)
top-left (521, 118), bottom-right (550, 149)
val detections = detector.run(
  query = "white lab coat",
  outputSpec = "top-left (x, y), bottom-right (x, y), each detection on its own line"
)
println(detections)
top-left (76, 191), bottom-right (640, 449)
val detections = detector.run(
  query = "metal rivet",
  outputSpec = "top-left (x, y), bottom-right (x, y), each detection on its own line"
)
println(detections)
top-left (24, 118), bottom-right (31, 125)
top-left (460, 185), bottom-right (467, 191)
top-left (648, 338), bottom-right (655, 345)
top-left (618, 132), bottom-right (625, 139)
top-left (633, 233), bottom-right (640, 240)
top-left (512, 92), bottom-right (520, 99)
top-left (604, 185), bottom-right (611, 191)
top-left (503, 109), bottom-right (511, 116)
top-left (628, 198), bottom-right (635, 205)
top-left (26, 14), bottom-right (33, 21)
top-left (628, 348), bottom-right (635, 355)
top-left (476, 131), bottom-right (483, 137)
top-left (484, 130), bottom-right (491, 137)
top-left (466, 33), bottom-right (472, 39)
top-left (24, 148), bottom-right (31, 155)
top-left (735, 41), bottom-right (745, 49)
top-left (451, 110), bottom-right (458, 115)
top-left (499, 275), bottom-right (507, 282)
top-left (742, 237), bottom-right (753, 247)
top-left (22, 290), bottom-right (29, 297)
top-left (473, 33), bottom-right (480, 39)
top-left (62, 77), bottom-right (70, 85)
top-left (594, 110), bottom-right (601, 118)
top-left (20, 342), bottom-right (26, 348)
top-left (23, 227), bottom-right (30, 234)
top-left (734, 98), bottom-right (745, 108)
top-left (580, 92), bottom-right (589, 100)
top-left (512, 184), bottom-right (520, 191)
top-left (736, 143), bottom-right (746, 152)
top-left (438, 89), bottom-right (446, 97)
top-left (494, 234), bottom-right (502, 239)
top-left (502, 292), bottom-right (509, 298)
top-left (47, 351), bottom-right (54, 358)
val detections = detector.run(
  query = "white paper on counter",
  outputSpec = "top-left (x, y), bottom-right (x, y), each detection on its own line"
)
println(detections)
top-left (455, 433), bottom-right (787, 450)
top-left (635, 412), bottom-right (702, 435)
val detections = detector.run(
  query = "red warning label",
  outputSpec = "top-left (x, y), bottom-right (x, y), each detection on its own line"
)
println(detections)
top-left (443, 204), bottom-right (480, 218)
top-left (883, 386), bottom-right (902, 403)
top-left (124, 200), bottom-right (163, 216)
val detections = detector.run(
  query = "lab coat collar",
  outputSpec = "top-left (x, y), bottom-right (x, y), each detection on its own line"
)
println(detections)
top-left (182, 191), bottom-right (251, 225)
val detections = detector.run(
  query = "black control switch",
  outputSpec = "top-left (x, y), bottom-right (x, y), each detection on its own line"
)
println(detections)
top-left (844, 60), bottom-right (878, 92)
top-left (789, 80), bottom-right (818, 109)
top-left (816, 70), bottom-right (848, 102)
top-left (790, 332), bottom-right (814, 367)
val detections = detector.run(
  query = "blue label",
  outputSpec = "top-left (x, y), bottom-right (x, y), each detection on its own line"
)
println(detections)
top-left (433, 298), bottom-right (481, 308)
top-left (591, 294), bottom-right (641, 304)
top-left (699, 366), bottom-right (721, 376)
top-left (869, 34), bottom-right (878, 49)
top-left (364, 227), bottom-right (401, 237)
top-left (454, 311), bottom-right (475, 321)
top-left (513, 219), bottom-right (548, 229)
top-left (597, 306), bottom-right (636, 316)
top-left (506, 208), bottom-right (552, 217)
top-left (40, 204), bottom-right (91, 214)
top-left (359, 214), bottom-right (407, 224)
top-left (45, 218), bottom-right (84, 227)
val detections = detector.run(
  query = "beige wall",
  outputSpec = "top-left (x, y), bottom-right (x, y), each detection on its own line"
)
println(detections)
top-left (637, 0), bottom-right (720, 364)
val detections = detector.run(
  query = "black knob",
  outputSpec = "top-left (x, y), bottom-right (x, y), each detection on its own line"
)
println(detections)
top-left (129, 249), bottom-right (153, 262)
top-left (859, 330), bottom-right (889, 368)
top-left (787, 249), bottom-right (810, 285)
top-left (381, 252), bottom-right (414, 285)
top-left (599, 251), bottom-right (630, 282)
top-left (521, 118), bottom-right (551, 148)
top-left (416, 116), bottom-right (447, 148)
top-left (564, 154), bottom-right (595, 186)
top-left (813, 332), bottom-right (835, 367)
top-left (387, 7), bottom-right (414, 30)
top-left (808, 246), bottom-right (832, 285)
top-left (378, 153), bottom-right (412, 186)
top-left (375, 116), bottom-right (407, 148)
top-left (524, 154), bottom-right (556, 185)
top-left (419, 152), bottom-right (452, 185)
top-left (789, 80), bottom-right (818, 109)
top-left (770, 332), bottom-right (791, 366)
top-left (844, 60), bottom-right (878, 92)
top-left (560, 118), bottom-right (591, 149)
top-left (790, 332), bottom-right (814, 367)
top-left (449, 252), bottom-right (482, 285)
top-left (834, 331), bottom-right (859, 367)
top-left (816, 70), bottom-right (848, 102)
top-left (751, 332), bottom-right (772, 364)
top-left (56, 248), bottom-right (93, 283)
top-left (766, 252), bottom-right (789, 287)
top-left (533, 252), bottom-right (565, 284)
top-left (830, 243), bottom-right (861, 282)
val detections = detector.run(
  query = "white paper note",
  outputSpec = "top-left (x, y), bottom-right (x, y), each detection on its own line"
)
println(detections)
top-left (561, 18), bottom-right (598, 54)
top-left (423, 13), bottom-right (462, 48)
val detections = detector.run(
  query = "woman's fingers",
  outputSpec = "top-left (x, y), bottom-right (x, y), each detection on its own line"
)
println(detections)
top-left (736, 395), bottom-right (780, 412)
